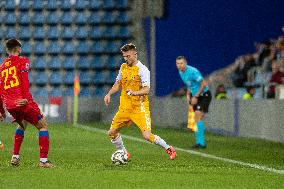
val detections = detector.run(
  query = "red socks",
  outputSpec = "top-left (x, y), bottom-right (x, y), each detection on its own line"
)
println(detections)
top-left (39, 131), bottom-right (49, 158)
top-left (13, 129), bottom-right (24, 155)
top-left (13, 129), bottom-right (50, 160)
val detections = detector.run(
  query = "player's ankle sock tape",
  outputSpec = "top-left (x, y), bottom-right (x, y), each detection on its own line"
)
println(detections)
top-left (39, 131), bottom-right (49, 137)
top-left (14, 129), bottom-right (25, 155)
top-left (15, 129), bottom-right (24, 136)
top-left (39, 131), bottom-right (49, 158)
top-left (154, 135), bottom-right (170, 149)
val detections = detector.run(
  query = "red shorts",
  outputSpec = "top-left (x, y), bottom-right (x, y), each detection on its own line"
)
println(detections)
top-left (8, 102), bottom-right (43, 126)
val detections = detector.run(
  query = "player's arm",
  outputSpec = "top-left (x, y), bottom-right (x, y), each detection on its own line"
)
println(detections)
top-left (107, 80), bottom-right (121, 96)
top-left (17, 58), bottom-right (31, 106)
top-left (104, 80), bottom-right (121, 106)
top-left (127, 86), bottom-right (150, 96)
top-left (186, 89), bottom-right (191, 104)
top-left (191, 69), bottom-right (207, 105)
top-left (194, 79), bottom-right (208, 97)
top-left (191, 79), bottom-right (207, 106)
top-left (104, 66), bottom-right (122, 106)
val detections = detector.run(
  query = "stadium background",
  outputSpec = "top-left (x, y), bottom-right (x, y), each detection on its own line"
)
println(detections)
top-left (0, 1), bottom-right (283, 188)
top-left (0, 0), bottom-right (283, 143)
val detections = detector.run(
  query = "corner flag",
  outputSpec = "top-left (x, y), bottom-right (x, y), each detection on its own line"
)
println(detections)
top-left (74, 74), bottom-right (80, 96)
top-left (73, 73), bottom-right (80, 125)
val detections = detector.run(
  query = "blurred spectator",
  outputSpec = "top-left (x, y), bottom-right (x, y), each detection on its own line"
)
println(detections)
top-left (207, 34), bottom-right (284, 93)
top-left (215, 84), bottom-right (228, 99)
top-left (232, 54), bottom-right (256, 87)
top-left (267, 60), bottom-right (284, 99)
top-left (242, 86), bottom-right (256, 100)
top-left (261, 43), bottom-right (277, 72)
top-left (276, 37), bottom-right (284, 62)
top-left (254, 40), bottom-right (273, 67)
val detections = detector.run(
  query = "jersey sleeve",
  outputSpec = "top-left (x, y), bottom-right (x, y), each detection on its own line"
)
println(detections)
top-left (193, 68), bottom-right (204, 82)
top-left (139, 65), bottom-right (150, 87)
top-left (116, 65), bottom-right (122, 81)
top-left (20, 58), bottom-right (32, 100)
top-left (20, 57), bottom-right (30, 72)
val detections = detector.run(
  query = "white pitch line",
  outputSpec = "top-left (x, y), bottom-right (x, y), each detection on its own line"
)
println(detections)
top-left (76, 124), bottom-right (284, 176)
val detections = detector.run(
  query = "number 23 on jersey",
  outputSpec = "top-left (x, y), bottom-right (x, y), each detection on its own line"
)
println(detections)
top-left (1, 66), bottom-right (20, 90)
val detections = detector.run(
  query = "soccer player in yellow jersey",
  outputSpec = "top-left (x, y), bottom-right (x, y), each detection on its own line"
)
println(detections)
top-left (104, 43), bottom-right (176, 160)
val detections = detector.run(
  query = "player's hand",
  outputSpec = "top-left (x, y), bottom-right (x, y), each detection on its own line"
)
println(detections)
top-left (15, 99), bottom-right (28, 107)
top-left (104, 94), bottom-right (111, 106)
top-left (0, 113), bottom-right (6, 121)
top-left (186, 95), bottom-right (191, 104)
top-left (126, 89), bottom-right (135, 96)
top-left (191, 96), bottom-right (198, 105)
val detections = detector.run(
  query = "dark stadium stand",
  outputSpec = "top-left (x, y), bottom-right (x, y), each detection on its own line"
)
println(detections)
top-left (0, 0), bottom-right (132, 97)
top-left (50, 87), bottom-right (63, 97)
top-left (19, 27), bottom-right (32, 40)
top-left (34, 71), bottom-right (48, 86)
top-left (48, 57), bottom-right (62, 70)
top-left (49, 72), bottom-right (63, 86)
top-left (34, 56), bottom-right (47, 70)
top-left (64, 71), bottom-right (75, 85)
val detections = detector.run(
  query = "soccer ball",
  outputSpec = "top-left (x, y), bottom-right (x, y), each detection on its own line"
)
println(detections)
top-left (111, 150), bottom-right (128, 165)
top-left (0, 141), bottom-right (4, 150)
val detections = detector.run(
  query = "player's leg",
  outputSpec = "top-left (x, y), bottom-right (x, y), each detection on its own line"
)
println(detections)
top-left (24, 102), bottom-right (53, 168)
top-left (131, 111), bottom-right (177, 160)
top-left (7, 107), bottom-right (26, 166)
top-left (193, 110), bottom-right (206, 148)
top-left (34, 116), bottom-right (54, 168)
top-left (108, 110), bottom-right (131, 157)
top-left (193, 91), bottom-right (212, 149)
top-left (11, 120), bottom-right (28, 166)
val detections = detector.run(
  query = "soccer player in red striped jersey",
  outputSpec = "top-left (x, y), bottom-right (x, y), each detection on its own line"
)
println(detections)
top-left (0, 39), bottom-right (53, 168)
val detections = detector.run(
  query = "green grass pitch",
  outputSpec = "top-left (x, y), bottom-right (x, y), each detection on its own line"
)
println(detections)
top-left (0, 122), bottom-right (283, 189)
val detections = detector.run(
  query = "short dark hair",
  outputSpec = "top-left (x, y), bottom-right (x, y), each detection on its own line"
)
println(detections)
top-left (176, 56), bottom-right (187, 61)
top-left (5, 38), bottom-right (22, 51)
top-left (246, 85), bottom-right (255, 93)
top-left (120, 43), bottom-right (136, 52)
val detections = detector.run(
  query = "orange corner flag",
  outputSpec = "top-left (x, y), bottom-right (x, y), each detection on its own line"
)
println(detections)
top-left (74, 74), bottom-right (80, 96)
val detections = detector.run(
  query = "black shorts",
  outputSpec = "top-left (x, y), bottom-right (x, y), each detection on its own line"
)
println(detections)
top-left (191, 90), bottom-right (212, 113)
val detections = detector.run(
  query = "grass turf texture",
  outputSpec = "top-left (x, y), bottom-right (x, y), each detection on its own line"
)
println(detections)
top-left (0, 122), bottom-right (283, 189)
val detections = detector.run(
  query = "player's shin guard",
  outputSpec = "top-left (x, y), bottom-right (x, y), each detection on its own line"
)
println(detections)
top-left (39, 131), bottom-right (49, 162)
top-left (153, 134), bottom-right (170, 149)
top-left (196, 121), bottom-right (205, 146)
top-left (111, 134), bottom-right (127, 152)
top-left (13, 128), bottom-right (25, 156)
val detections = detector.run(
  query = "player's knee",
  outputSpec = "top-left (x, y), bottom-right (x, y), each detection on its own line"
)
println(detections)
top-left (36, 118), bottom-right (48, 130)
top-left (17, 121), bottom-right (27, 131)
top-left (194, 111), bottom-right (203, 121)
top-left (108, 129), bottom-right (118, 140)
top-left (17, 125), bottom-right (25, 131)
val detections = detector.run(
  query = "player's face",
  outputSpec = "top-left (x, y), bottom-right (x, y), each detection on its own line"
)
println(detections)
top-left (176, 59), bottom-right (187, 72)
top-left (16, 47), bottom-right (22, 54)
top-left (122, 50), bottom-right (137, 66)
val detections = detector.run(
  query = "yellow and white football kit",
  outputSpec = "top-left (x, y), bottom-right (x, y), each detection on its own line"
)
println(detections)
top-left (111, 61), bottom-right (151, 132)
